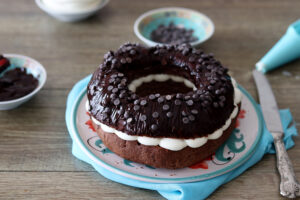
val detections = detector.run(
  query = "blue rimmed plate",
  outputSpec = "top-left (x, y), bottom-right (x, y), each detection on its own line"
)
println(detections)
top-left (66, 79), bottom-right (263, 183)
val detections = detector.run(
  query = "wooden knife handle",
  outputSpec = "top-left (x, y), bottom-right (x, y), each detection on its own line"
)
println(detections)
top-left (273, 133), bottom-right (300, 198)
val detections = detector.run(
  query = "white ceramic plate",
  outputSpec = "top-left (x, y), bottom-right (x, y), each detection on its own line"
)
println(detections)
top-left (69, 86), bottom-right (263, 183)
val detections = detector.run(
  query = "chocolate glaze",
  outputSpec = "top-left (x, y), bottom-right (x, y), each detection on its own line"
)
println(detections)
top-left (87, 43), bottom-right (234, 139)
top-left (0, 68), bottom-right (38, 101)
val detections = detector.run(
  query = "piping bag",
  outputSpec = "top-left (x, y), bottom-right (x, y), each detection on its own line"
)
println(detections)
top-left (256, 19), bottom-right (300, 73)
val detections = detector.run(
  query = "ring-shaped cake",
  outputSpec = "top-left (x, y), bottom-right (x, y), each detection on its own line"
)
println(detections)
top-left (87, 43), bottom-right (242, 169)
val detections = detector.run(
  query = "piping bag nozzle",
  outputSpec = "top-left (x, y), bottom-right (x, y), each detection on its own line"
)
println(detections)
top-left (256, 19), bottom-right (300, 73)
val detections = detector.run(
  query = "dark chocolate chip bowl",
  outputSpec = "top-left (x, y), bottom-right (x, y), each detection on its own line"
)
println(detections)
top-left (0, 54), bottom-right (47, 110)
top-left (86, 43), bottom-right (242, 169)
top-left (134, 7), bottom-right (215, 47)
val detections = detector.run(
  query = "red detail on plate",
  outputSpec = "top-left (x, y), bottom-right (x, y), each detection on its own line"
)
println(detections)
top-left (188, 154), bottom-right (213, 169)
top-left (238, 109), bottom-right (246, 119)
top-left (85, 119), bottom-right (96, 132)
top-left (235, 109), bottom-right (246, 128)
top-left (86, 112), bottom-right (90, 116)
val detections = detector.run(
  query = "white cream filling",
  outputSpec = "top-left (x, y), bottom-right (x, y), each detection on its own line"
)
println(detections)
top-left (128, 74), bottom-right (197, 92)
top-left (87, 77), bottom-right (242, 151)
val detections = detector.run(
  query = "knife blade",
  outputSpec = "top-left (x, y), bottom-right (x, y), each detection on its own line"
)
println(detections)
top-left (252, 69), bottom-right (300, 198)
top-left (252, 70), bottom-right (283, 133)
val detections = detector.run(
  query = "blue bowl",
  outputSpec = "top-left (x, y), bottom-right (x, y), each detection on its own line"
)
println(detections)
top-left (134, 7), bottom-right (215, 47)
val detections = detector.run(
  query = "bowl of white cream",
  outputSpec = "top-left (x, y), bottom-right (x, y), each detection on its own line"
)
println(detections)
top-left (35, 0), bottom-right (109, 22)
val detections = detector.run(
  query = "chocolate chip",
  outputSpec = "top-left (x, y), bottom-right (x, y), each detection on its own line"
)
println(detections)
top-left (121, 79), bottom-right (127, 84)
top-left (207, 65), bottom-right (213, 70)
top-left (110, 94), bottom-right (117, 99)
top-left (181, 110), bottom-right (188, 116)
top-left (107, 85), bottom-right (113, 91)
top-left (140, 115), bottom-right (147, 121)
top-left (134, 99), bottom-right (140, 105)
top-left (213, 102), bottom-right (219, 108)
top-left (191, 109), bottom-right (198, 114)
top-left (133, 105), bottom-right (140, 111)
top-left (117, 108), bottom-right (124, 115)
top-left (117, 73), bottom-right (124, 77)
top-left (215, 89), bottom-right (221, 95)
top-left (101, 113), bottom-right (108, 120)
top-left (182, 117), bottom-right (189, 124)
top-left (112, 88), bottom-right (118, 93)
top-left (188, 56), bottom-right (195, 63)
top-left (198, 58), bottom-right (203, 63)
top-left (205, 72), bottom-right (211, 77)
top-left (201, 54), bottom-right (209, 59)
top-left (176, 93), bottom-right (183, 99)
top-left (119, 93), bottom-right (125, 98)
top-left (127, 118), bottom-right (133, 123)
top-left (113, 99), bottom-right (120, 106)
top-left (166, 112), bottom-right (173, 118)
top-left (149, 94), bottom-right (156, 100)
top-left (219, 96), bottom-right (226, 101)
top-left (104, 107), bottom-right (111, 113)
top-left (117, 84), bottom-right (124, 89)
top-left (151, 124), bottom-right (158, 131)
top-left (130, 50), bottom-right (136, 55)
top-left (182, 49), bottom-right (189, 55)
top-left (140, 100), bottom-right (147, 106)
top-left (166, 95), bottom-right (172, 100)
top-left (192, 94), bottom-right (198, 99)
top-left (219, 102), bottom-right (224, 107)
top-left (126, 57), bottom-right (132, 63)
top-left (155, 93), bottom-right (160, 98)
top-left (157, 97), bottom-right (164, 103)
top-left (184, 96), bottom-right (190, 100)
top-left (175, 99), bottom-right (182, 105)
top-left (152, 112), bottom-right (159, 118)
top-left (120, 58), bottom-right (126, 64)
top-left (208, 85), bottom-right (214, 91)
top-left (188, 115), bottom-right (195, 121)
top-left (186, 100), bottom-right (194, 106)
top-left (162, 104), bottom-right (170, 111)
top-left (111, 74), bottom-right (118, 78)
top-left (197, 90), bottom-right (204, 95)
top-left (210, 80), bottom-right (216, 85)
top-left (112, 59), bottom-right (117, 64)
top-left (124, 111), bottom-right (130, 118)
top-left (131, 94), bottom-right (137, 99)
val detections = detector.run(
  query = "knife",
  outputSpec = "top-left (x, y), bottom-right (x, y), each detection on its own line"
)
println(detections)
top-left (252, 70), bottom-right (300, 198)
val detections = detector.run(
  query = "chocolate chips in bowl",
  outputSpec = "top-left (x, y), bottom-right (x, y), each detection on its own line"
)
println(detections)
top-left (0, 54), bottom-right (47, 110)
top-left (150, 22), bottom-right (198, 45)
top-left (134, 7), bottom-right (215, 47)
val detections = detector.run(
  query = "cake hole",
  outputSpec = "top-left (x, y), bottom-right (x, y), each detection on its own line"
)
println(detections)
top-left (128, 74), bottom-right (195, 97)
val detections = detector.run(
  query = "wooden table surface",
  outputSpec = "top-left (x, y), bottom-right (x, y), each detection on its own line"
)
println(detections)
top-left (1, 0), bottom-right (299, 199)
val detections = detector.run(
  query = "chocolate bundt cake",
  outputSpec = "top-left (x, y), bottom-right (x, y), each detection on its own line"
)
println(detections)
top-left (86, 43), bottom-right (242, 169)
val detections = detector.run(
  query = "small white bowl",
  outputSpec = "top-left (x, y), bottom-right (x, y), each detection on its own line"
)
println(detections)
top-left (35, 0), bottom-right (109, 22)
top-left (0, 54), bottom-right (47, 110)
top-left (134, 7), bottom-right (215, 47)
